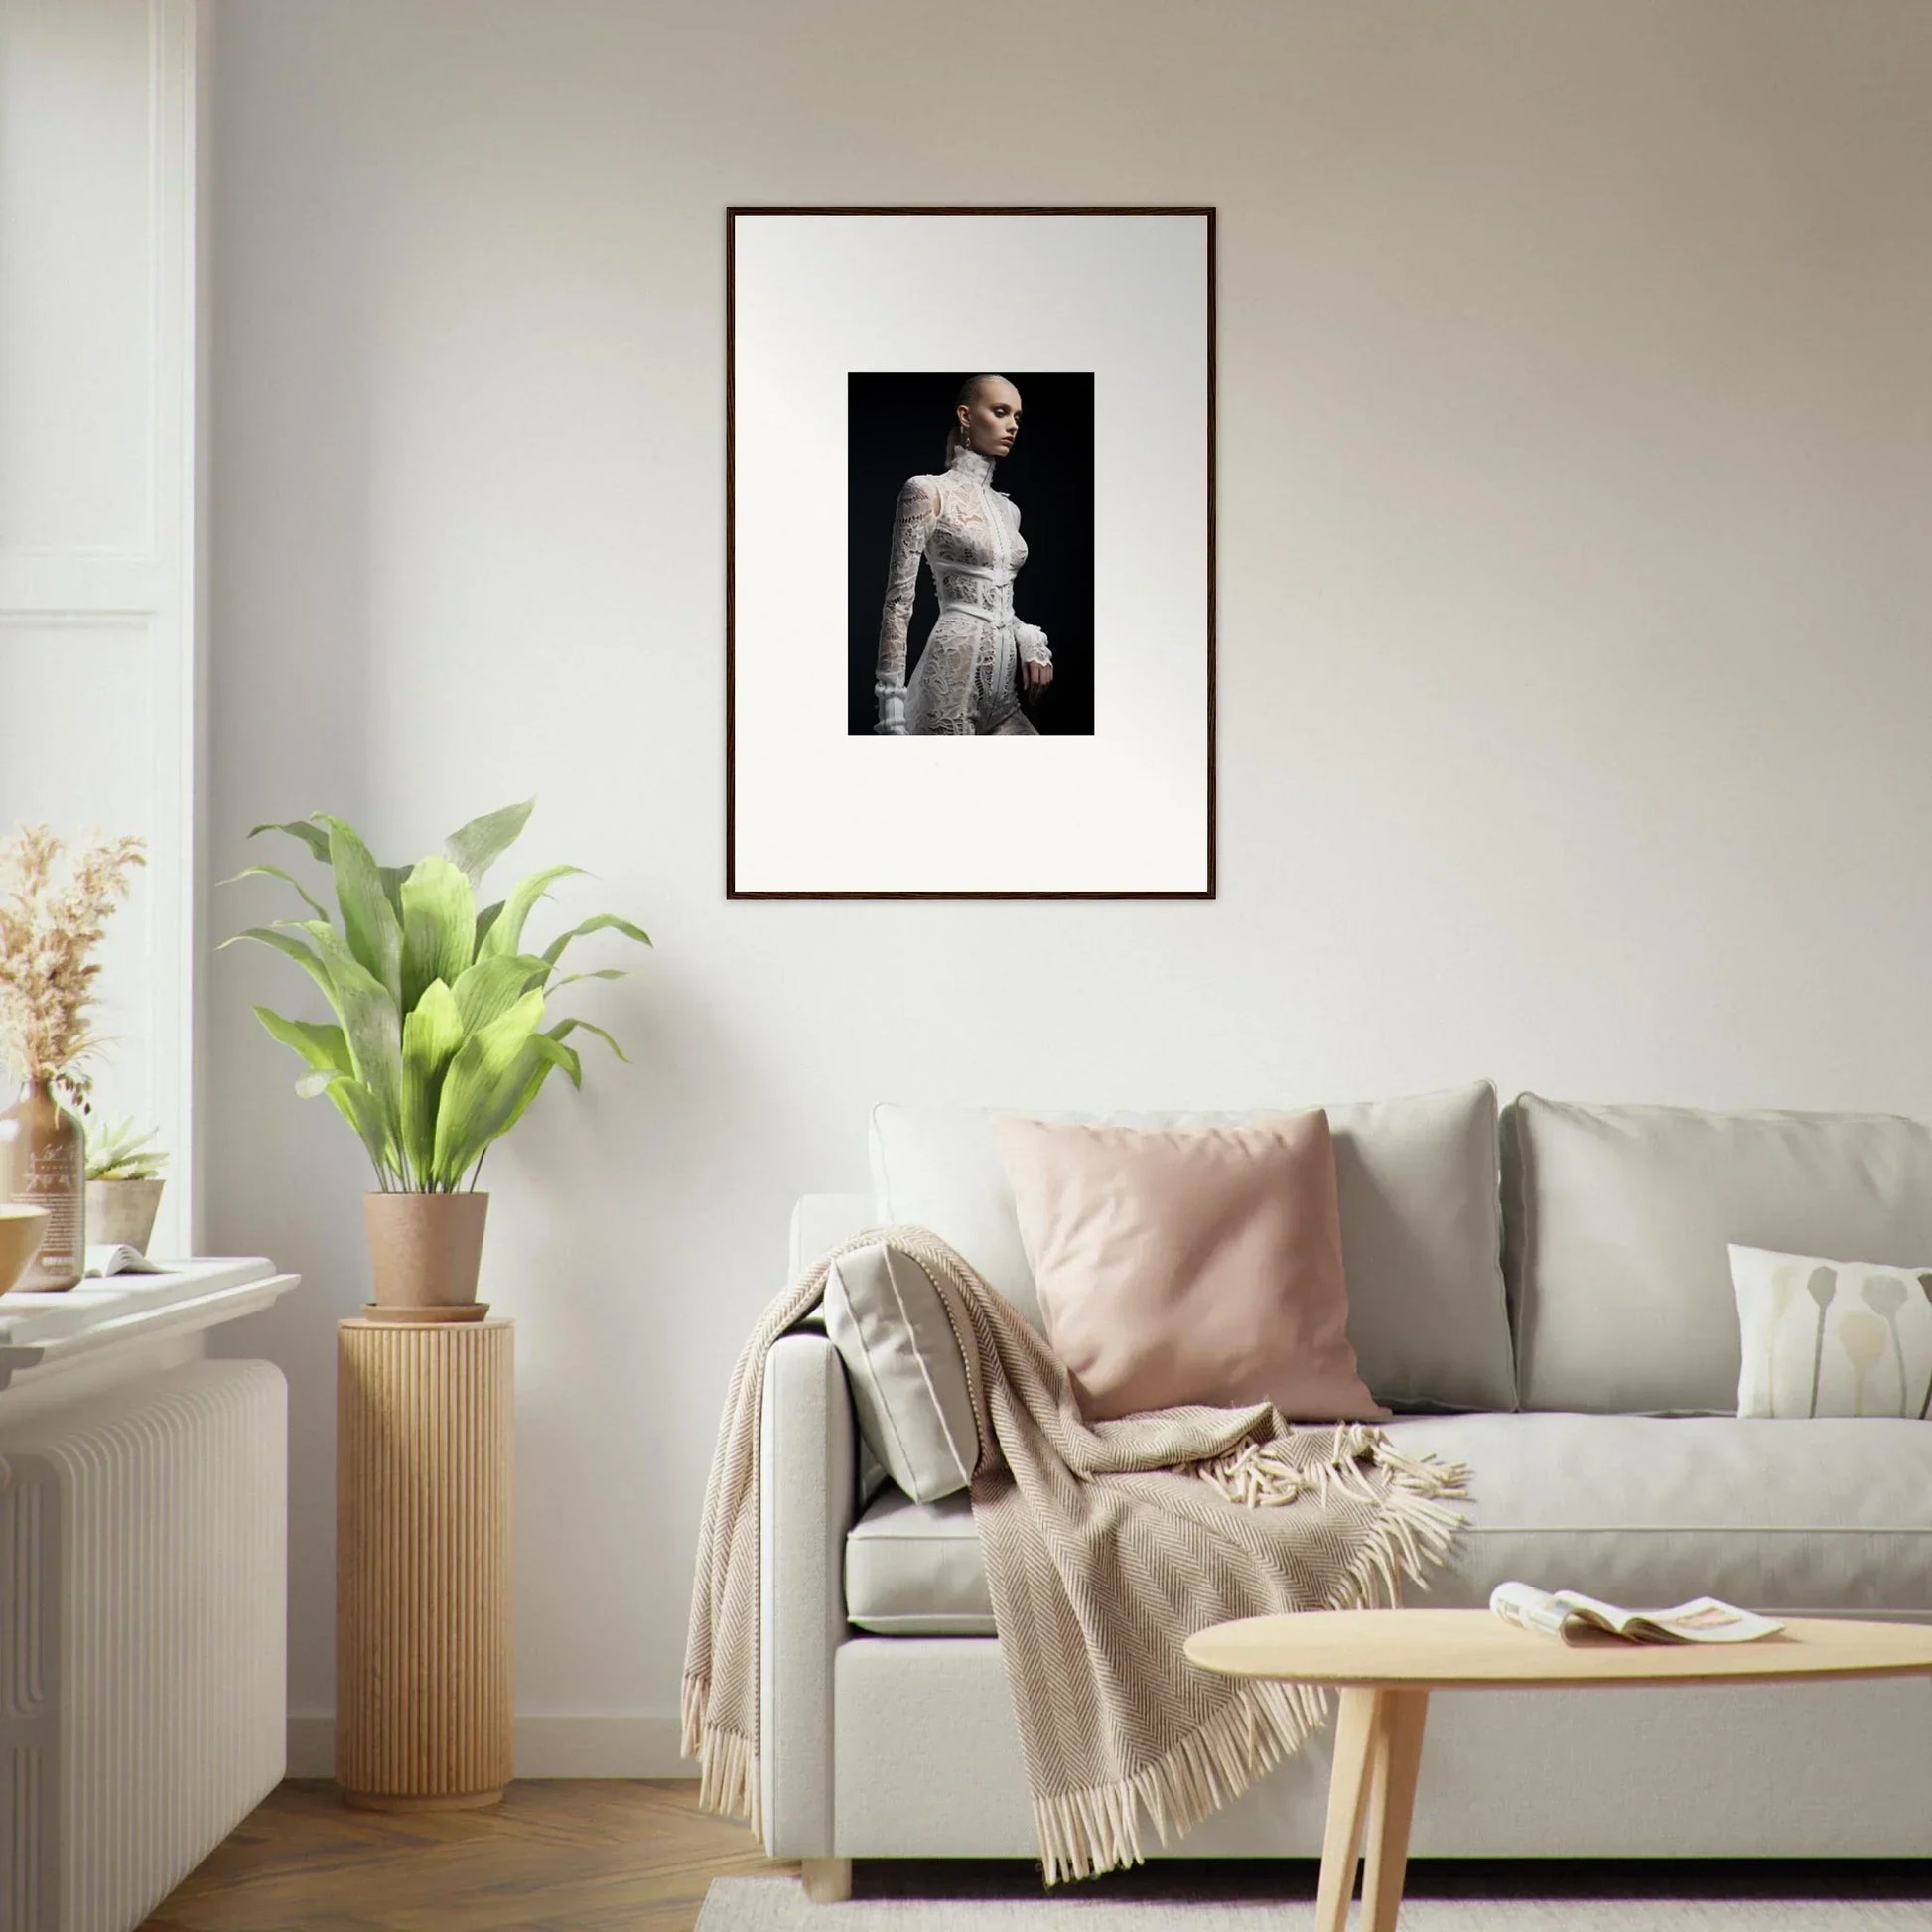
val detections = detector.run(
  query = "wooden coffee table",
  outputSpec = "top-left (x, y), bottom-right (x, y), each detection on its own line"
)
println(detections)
top-left (1184, 1608), bottom-right (1932, 1932)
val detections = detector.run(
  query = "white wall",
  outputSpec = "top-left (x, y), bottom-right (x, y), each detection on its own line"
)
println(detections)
top-left (207, 0), bottom-right (1932, 1769)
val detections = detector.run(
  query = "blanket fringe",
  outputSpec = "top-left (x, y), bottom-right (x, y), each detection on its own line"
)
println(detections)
top-left (1033, 1677), bottom-right (1327, 1885)
top-left (1034, 1432), bottom-right (1469, 1886)
top-left (683, 1672), bottom-right (763, 1837)
top-left (680, 1670), bottom-right (707, 1759)
top-left (1199, 1431), bottom-right (1471, 1608)
top-left (1309, 1438), bottom-right (1470, 1612)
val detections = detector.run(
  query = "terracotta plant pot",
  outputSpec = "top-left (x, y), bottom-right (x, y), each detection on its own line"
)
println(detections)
top-left (0, 1204), bottom-right (50, 1297)
top-left (364, 1192), bottom-right (488, 1309)
top-left (85, 1177), bottom-right (166, 1255)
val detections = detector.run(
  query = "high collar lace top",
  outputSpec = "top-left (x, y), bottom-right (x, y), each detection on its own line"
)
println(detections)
top-left (874, 445), bottom-right (1052, 736)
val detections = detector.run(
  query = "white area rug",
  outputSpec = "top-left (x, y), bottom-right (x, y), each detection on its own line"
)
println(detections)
top-left (699, 1872), bottom-right (1932, 1930)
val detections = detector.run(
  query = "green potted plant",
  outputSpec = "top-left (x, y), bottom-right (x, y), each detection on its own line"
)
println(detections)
top-left (84, 1117), bottom-right (169, 1254)
top-left (225, 799), bottom-right (648, 1311)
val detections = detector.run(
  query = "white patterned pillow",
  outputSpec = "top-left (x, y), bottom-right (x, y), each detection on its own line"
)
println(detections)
top-left (1730, 1244), bottom-right (1932, 1419)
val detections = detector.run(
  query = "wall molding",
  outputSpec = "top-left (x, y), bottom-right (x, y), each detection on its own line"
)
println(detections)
top-left (287, 1713), bottom-right (689, 1780)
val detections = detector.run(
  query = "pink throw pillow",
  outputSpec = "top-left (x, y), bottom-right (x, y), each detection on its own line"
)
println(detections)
top-left (992, 1111), bottom-right (1388, 1424)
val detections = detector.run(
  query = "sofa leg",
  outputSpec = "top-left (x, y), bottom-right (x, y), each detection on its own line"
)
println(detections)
top-left (802, 1857), bottom-right (853, 1903)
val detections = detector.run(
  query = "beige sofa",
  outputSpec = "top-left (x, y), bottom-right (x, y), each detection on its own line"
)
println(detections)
top-left (759, 1086), bottom-right (1932, 1867)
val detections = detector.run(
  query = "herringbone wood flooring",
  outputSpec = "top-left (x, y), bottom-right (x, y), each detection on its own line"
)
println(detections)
top-left (140, 1780), bottom-right (792, 1932)
top-left (137, 1781), bottom-right (1932, 1927)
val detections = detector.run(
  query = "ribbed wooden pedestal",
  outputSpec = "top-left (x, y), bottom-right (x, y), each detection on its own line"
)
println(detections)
top-left (336, 1316), bottom-right (513, 1810)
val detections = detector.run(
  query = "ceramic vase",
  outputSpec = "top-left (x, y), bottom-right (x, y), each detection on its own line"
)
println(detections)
top-left (0, 1079), bottom-right (85, 1291)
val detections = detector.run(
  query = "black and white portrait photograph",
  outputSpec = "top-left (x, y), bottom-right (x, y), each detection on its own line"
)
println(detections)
top-left (729, 207), bottom-right (1212, 897)
top-left (847, 372), bottom-right (1095, 739)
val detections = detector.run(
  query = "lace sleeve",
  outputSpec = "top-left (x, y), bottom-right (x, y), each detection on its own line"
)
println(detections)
top-left (1006, 498), bottom-right (1049, 669)
top-left (876, 476), bottom-right (936, 733)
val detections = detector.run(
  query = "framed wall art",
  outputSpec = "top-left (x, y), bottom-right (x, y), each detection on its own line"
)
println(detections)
top-left (727, 207), bottom-right (1215, 898)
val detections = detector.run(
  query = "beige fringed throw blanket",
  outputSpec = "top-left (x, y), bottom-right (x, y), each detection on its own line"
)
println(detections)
top-left (683, 1226), bottom-right (1469, 1884)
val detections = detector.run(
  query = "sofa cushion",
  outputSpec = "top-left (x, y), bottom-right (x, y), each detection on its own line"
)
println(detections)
top-left (995, 1111), bottom-right (1386, 1423)
top-left (824, 1239), bottom-right (979, 1503)
top-left (870, 1081), bottom-right (1513, 1412)
top-left (843, 1413), bottom-right (1932, 1635)
top-left (1505, 1094), bottom-right (1932, 1414)
top-left (846, 1487), bottom-right (991, 1635)
top-left (1730, 1243), bottom-right (1932, 1420)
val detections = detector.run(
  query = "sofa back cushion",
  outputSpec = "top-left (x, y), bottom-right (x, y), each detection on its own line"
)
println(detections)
top-left (1504, 1093), bottom-right (1932, 1414)
top-left (870, 1080), bottom-right (1513, 1413)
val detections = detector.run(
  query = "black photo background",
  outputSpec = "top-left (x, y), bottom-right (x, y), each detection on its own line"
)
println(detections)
top-left (846, 372), bottom-right (1095, 737)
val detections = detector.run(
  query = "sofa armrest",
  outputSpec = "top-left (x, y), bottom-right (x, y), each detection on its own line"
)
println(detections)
top-left (758, 1329), bottom-right (856, 1856)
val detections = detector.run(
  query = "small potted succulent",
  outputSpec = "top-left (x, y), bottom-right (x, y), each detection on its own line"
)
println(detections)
top-left (84, 1118), bottom-right (169, 1255)
top-left (225, 799), bottom-right (648, 1313)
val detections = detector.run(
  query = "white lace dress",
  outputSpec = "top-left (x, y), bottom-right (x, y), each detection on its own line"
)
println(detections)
top-left (874, 445), bottom-right (1052, 736)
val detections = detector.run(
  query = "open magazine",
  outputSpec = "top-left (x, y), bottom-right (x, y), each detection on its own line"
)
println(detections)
top-left (1490, 1581), bottom-right (1784, 1646)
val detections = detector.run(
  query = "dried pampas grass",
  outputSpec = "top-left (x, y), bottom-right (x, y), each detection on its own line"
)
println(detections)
top-left (0, 825), bottom-right (146, 1106)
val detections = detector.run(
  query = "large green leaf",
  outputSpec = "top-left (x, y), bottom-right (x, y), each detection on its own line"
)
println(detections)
top-left (223, 863), bottom-right (329, 921)
top-left (282, 919), bottom-right (403, 1157)
top-left (490, 1012), bottom-right (622, 1146)
top-left (220, 926), bottom-right (339, 1014)
top-left (549, 1015), bottom-right (627, 1062)
top-left (479, 864), bottom-right (583, 961)
top-left (540, 912), bottom-right (651, 968)
top-left (450, 952), bottom-right (548, 1035)
top-left (400, 979), bottom-right (465, 1188)
top-left (492, 1035), bottom-right (582, 1144)
top-left (248, 818), bottom-right (330, 862)
top-left (541, 1035), bottom-right (583, 1089)
top-left (251, 1006), bottom-right (351, 1079)
top-left (320, 816), bottom-right (402, 1004)
top-left (445, 799), bottom-right (535, 887)
top-left (399, 856), bottom-right (476, 1014)
top-left (432, 989), bottom-right (546, 1182)
top-left (317, 1073), bottom-right (394, 1184)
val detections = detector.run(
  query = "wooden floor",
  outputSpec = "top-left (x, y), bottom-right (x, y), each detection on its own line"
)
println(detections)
top-left (140, 1780), bottom-right (794, 1932)
top-left (142, 1780), bottom-right (1932, 1927)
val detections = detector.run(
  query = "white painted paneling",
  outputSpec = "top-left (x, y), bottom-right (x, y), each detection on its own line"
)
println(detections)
top-left (0, 0), bottom-right (155, 557)
top-left (0, 2), bottom-right (199, 1257)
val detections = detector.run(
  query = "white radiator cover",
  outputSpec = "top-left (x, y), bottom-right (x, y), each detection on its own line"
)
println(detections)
top-left (0, 1360), bottom-right (287, 1932)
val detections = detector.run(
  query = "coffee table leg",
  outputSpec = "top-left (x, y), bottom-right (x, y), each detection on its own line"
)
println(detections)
top-left (1359, 1688), bottom-right (1429, 1932)
top-left (1313, 1688), bottom-right (1380, 1932)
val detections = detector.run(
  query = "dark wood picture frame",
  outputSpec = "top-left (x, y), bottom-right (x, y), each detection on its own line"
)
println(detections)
top-left (726, 206), bottom-right (1216, 900)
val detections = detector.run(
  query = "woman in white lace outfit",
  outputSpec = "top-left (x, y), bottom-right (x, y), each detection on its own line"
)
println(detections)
top-left (874, 374), bottom-right (1055, 735)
